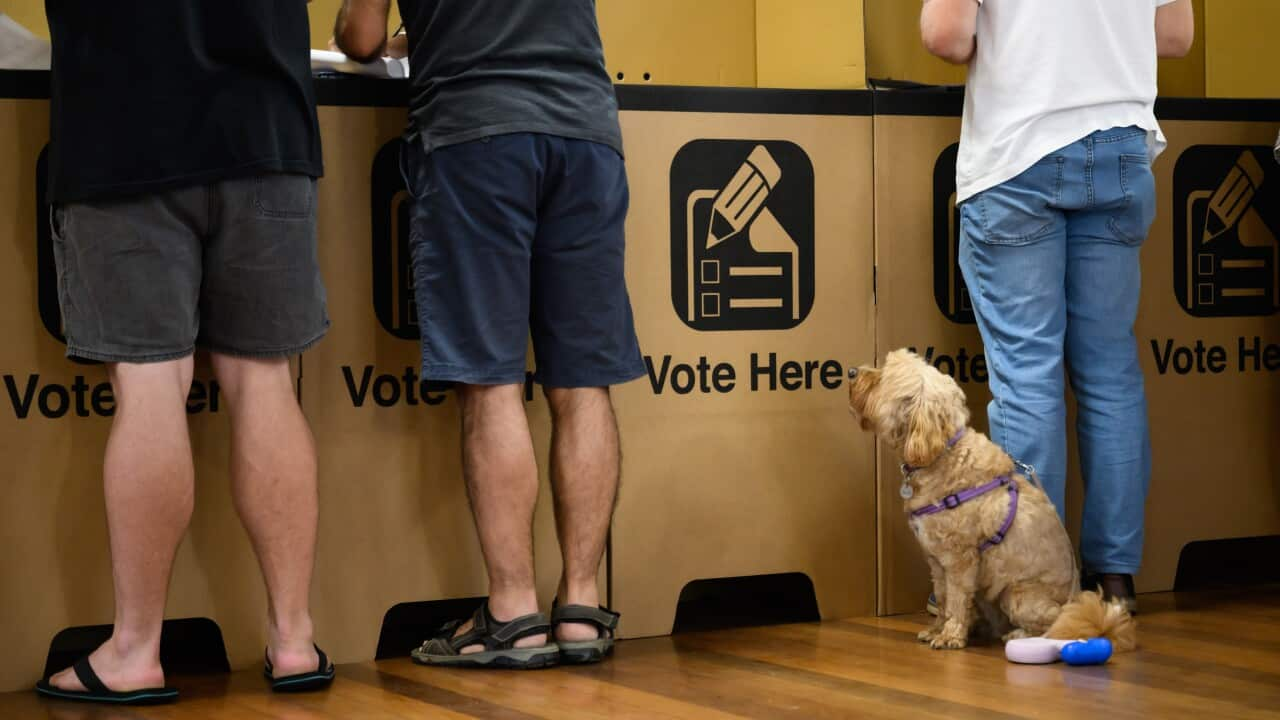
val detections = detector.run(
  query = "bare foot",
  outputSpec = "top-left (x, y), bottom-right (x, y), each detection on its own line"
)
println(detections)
top-left (47, 638), bottom-right (164, 693)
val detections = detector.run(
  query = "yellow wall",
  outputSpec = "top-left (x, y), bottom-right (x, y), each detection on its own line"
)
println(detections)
top-left (1205, 0), bottom-right (1280, 98)
top-left (863, 0), bottom-right (965, 87)
top-left (756, 0), bottom-right (866, 89)
top-left (597, 0), bottom-right (757, 87)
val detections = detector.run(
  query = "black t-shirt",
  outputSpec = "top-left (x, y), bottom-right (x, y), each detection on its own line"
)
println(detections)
top-left (45, 1), bottom-right (323, 203)
top-left (398, 0), bottom-right (622, 156)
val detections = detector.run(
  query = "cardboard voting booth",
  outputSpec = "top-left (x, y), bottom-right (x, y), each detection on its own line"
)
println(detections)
top-left (1, 67), bottom-right (1275, 690)
top-left (608, 88), bottom-right (878, 638)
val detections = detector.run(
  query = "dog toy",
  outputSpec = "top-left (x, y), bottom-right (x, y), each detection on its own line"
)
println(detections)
top-left (1005, 637), bottom-right (1113, 665)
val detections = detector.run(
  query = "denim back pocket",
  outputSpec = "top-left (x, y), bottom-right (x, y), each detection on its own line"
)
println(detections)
top-left (972, 156), bottom-right (1064, 246)
top-left (1109, 154), bottom-right (1157, 246)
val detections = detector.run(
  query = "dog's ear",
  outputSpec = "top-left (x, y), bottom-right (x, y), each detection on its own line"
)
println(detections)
top-left (902, 400), bottom-right (950, 467)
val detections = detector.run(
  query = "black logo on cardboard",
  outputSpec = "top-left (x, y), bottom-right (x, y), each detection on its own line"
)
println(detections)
top-left (932, 143), bottom-right (974, 325)
top-left (670, 140), bottom-right (814, 331)
top-left (371, 138), bottom-right (419, 340)
top-left (1174, 145), bottom-right (1279, 317)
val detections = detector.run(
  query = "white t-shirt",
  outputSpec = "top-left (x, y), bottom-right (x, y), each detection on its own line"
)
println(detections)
top-left (956, 0), bottom-right (1176, 203)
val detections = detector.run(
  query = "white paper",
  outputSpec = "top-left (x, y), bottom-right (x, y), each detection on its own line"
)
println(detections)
top-left (0, 13), bottom-right (51, 70)
top-left (310, 49), bottom-right (408, 79)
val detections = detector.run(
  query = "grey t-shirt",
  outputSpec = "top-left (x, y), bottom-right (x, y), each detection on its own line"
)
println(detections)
top-left (399, 0), bottom-right (622, 156)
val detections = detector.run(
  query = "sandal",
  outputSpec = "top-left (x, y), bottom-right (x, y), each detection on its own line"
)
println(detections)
top-left (263, 644), bottom-right (335, 692)
top-left (411, 601), bottom-right (559, 670)
top-left (35, 656), bottom-right (178, 705)
top-left (551, 603), bottom-right (620, 665)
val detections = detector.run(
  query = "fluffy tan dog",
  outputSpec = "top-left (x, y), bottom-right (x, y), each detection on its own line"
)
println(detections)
top-left (849, 349), bottom-right (1135, 651)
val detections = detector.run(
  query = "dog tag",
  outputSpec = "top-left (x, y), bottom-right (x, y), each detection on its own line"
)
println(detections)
top-left (899, 483), bottom-right (914, 500)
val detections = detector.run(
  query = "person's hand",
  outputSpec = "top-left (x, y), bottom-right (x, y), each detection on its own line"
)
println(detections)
top-left (385, 33), bottom-right (408, 59)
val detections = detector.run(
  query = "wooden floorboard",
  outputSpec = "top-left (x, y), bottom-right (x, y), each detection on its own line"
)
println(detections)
top-left (4, 588), bottom-right (1279, 719)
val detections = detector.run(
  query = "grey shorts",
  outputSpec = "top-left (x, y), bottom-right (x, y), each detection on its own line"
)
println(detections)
top-left (50, 173), bottom-right (329, 363)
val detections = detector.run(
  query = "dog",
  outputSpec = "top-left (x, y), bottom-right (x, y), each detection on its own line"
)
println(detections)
top-left (848, 349), bottom-right (1135, 651)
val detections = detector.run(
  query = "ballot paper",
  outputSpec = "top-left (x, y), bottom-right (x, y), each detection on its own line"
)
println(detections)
top-left (310, 49), bottom-right (408, 79)
top-left (0, 13), bottom-right (51, 70)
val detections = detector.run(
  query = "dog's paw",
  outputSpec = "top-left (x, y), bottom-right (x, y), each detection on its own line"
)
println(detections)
top-left (930, 632), bottom-right (968, 650)
top-left (917, 627), bottom-right (940, 643)
top-left (930, 621), bottom-right (969, 650)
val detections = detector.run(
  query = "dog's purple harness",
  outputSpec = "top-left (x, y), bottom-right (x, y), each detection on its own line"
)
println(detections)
top-left (904, 428), bottom-right (1022, 553)
top-left (911, 475), bottom-right (1019, 552)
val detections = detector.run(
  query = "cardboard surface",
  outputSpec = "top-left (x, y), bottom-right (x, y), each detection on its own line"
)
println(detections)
top-left (609, 108), bottom-right (878, 638)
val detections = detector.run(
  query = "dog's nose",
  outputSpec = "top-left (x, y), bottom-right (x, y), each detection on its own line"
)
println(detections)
top-left (848, 367), bottom-right (858, 380)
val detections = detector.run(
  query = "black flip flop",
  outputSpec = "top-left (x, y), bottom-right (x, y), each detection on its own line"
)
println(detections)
top-left (35, 656), bottom-right (178, 705)
top-left (264, 644), bottom-right (335, 692)
top-left (551, 603), bottom-right (620, 665)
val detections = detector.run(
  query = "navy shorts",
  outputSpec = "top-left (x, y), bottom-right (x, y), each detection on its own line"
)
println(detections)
top-left (401, 133), bottom-right (645, 388)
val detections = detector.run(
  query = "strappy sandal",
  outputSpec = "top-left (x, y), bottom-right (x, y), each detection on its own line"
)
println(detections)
top-left (411, 601), bottom-right (559, 670)
top-left (551, 603), bottom-right (620, 665)
top-left (263, 644), bottom-right (335, 692)
top-left (35, 656), bottom-right (178, 705)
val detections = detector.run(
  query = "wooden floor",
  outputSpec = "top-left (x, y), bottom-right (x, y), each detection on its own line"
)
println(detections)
top-left (4, 588), bottom-right (1279, 719)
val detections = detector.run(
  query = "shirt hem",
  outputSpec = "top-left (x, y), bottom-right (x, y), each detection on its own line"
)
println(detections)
top-left (417, 121), bottom-right (624, 158)
top-left (51, 158), bottom-right (324, 204)
top-left (956, 107), bottom-right (1166, 203)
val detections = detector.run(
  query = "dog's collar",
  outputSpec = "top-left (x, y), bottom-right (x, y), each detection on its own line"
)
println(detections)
top-left (899, 428), bottom-right (966, 500)
top-left (900, 428), bottom-right (966, 477)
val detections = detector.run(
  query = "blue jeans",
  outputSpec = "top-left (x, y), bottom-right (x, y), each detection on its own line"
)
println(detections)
top-left (958, 126), bottom-right (1156, 575)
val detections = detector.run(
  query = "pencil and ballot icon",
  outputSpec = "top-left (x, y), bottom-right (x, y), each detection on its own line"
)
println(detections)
top-left (371, 139), bottom-right (421, 340)
top-left (1174, 146), bottom-right (1280, 318)
top-left (931, 143), bottom-right (975, 324)
top-left (670, 140), bottom-right (814, 331)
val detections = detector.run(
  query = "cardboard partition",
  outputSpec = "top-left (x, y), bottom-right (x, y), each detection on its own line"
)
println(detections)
top-left (0, 97), bottom-right (285, 691)
top-left (870, 97), bottom-right (989, 615)
top-left (1136, 101), bottom-right (1280, 588)
top-left (874, 91), bottom-right (1280, 615)
top-left (610, 88), bottom-right (878, 638)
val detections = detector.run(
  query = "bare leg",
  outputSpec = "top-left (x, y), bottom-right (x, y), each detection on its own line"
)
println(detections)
top-left (49, 359), bottom-right (196, 692)
top-left (451, 384), bottom-right (545, 651)
top-left (212, 354), bottom-right (322, 676)
top-left (544, 387), bottom-right (620, 643)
